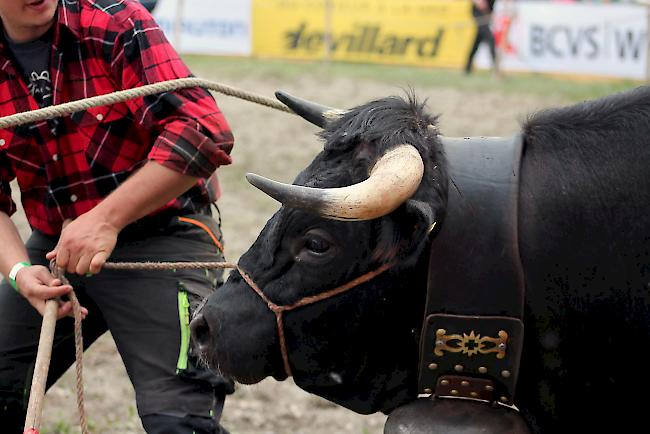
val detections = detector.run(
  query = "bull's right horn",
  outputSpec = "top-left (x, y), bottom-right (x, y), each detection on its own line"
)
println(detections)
top-left (246, 144), bottom-right (424, 221)
top-left (276, 91), bottom-right (347, 128)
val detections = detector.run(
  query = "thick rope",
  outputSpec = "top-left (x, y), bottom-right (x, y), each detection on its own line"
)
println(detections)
top-left (50, 263), bottom-right (89, 434)
top-left (102, 261), bottom-right (237, 271)
top-left (0, 77), bottom-right (293, 130)
top-left (23, 300), bottom-right (57, 434)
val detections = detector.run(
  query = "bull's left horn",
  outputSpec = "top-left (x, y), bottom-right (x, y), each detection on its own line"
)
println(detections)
top-left (246, 144), bottom-right (424, 221)
top-left (276, 91), bottom-right (347, 128)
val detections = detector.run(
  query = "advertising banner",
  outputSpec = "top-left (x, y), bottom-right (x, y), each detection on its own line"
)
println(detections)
top-left (252, 0), bottom-right (476, 68)
top-left (153, 0), bottom-right (252, 56)
top-left (477, 1), bottom-right (648, 79)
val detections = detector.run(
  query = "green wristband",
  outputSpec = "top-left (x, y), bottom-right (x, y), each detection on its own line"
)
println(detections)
top-left (8, 261), bottom-right (31, 292)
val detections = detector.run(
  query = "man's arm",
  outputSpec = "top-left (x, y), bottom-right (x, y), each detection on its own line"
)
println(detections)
top-left (110, 7), bottom-right (234, 182)
top-left (0, 153), bottom-right (86, 318)
top-left (0, 211), bottom-right (28, 275)
top-left (0, 212), bottom-right (87, 319)
top-left (48, 6), bottom-right (234, 275)
top-left (47, 162), bottom-right (199, 275)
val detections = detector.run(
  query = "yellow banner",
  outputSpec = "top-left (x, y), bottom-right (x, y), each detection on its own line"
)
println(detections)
top-left (253, 0), bottom-right (475, 68)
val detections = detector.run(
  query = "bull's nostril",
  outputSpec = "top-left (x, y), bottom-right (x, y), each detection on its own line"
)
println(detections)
top-left (190, 313), bottom-right (212, 349)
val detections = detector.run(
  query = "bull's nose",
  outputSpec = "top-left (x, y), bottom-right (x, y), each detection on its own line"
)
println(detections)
top-left (190, 313), bottom-right (212, 352)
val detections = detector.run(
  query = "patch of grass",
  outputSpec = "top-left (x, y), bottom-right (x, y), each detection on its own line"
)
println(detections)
top-left (42, 413), bottom-right (97, 434)
top-left (43, 419), bottom-right (73, 434)
top-left (184, 55), bottom-right (640, 103)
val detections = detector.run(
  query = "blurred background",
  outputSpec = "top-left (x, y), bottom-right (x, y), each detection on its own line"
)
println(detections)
top-left (8, 0), bottom-right (644, 432)
top-left (150, 0), bottom-right (649, 80)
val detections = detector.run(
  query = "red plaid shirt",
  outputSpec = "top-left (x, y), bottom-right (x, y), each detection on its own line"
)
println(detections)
top-left (0, 0), bottom-right (234, 236)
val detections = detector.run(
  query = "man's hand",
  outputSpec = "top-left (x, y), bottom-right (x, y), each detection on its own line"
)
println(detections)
top-left (46, 210), bottom-right (119, 275)
top-left (45, 162), bottom-right (200, 275)
top-left (15, 265), bottom-right (89, 320)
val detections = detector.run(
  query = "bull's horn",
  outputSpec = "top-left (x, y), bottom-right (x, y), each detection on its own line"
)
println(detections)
top-left (246, 144), bottom-right (424, 221)
top-left (276, 91), bottom-right (347, 128)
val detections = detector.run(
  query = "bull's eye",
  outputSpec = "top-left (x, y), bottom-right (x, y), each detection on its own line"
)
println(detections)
top-left (295, 229), bottom-right (337, 263)
top-left (305, 235), bottom-right (331, 254)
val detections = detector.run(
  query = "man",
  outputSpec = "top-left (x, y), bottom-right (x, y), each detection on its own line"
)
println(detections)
top-left (464, 0), bottom-right (499, 75)
top-left (0, 1), bottom-right (235, 433)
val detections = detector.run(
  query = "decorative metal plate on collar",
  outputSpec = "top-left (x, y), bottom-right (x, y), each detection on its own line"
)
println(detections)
top-left (418, 314), bottom-right (524, 405)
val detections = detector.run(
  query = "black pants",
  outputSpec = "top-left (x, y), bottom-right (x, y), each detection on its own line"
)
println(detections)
top-left (465, 21), bottom-right (497, 73)
top-left (0, 212), bottom-right (233, 433)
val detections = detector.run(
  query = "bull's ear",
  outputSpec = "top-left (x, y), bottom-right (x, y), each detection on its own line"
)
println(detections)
top-left (373, 199), bottom-right (436, 266)
top-left (399, 199), bottom-right (437, 264)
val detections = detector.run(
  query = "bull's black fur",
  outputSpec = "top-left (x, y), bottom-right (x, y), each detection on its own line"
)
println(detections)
top-left (516, 86), bottom-right (650, 432)
top-left (194, 86), bottom-right (650, 433)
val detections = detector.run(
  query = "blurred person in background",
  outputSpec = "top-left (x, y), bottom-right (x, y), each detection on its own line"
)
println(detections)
top-left (464, 0), bottom-right (500, 75)
top-left (0, 0), bottom-right (234, 432)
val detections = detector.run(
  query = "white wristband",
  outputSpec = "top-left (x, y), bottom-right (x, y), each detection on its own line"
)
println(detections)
top-left (8, 261), bottom-right (31, 291)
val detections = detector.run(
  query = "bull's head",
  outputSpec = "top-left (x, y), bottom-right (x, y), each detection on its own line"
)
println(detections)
top-left (191, 91), bottom-right (448, 414)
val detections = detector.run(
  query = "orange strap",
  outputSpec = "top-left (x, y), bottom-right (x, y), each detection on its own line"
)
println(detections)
top-left (178, 216), bottom-right (224, 254)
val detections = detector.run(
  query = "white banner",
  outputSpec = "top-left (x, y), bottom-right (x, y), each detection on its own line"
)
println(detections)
top-left (153, 0), bottom-right (252, 56)
top-left (476, 2), bottom-right (648, 79)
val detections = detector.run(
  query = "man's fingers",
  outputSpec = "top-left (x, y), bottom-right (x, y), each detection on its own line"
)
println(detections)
top-left (45, 249), bottom-right (57, 260)
top-left (60, 302), bottom-right (89, 320)
top-left (71, 249), bottom-right (108, 275)
top-left (75, 254), bottom-right (93, 276)
top-left (58, 301), bottom-right (73, 319)
top-left (55, 246), bottom-right (71, 270)
top-left (66, 250), bottom-right (83, 274)
top-left (89, 251), bottom-right (108, 275)
top-left (35, 283), bottom-right (72, 300)
top-left (33, 267), bottom-right (64, 287)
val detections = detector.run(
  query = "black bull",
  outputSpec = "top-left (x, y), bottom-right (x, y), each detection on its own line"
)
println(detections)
top-left (191, 87), bottom-right (650, 433)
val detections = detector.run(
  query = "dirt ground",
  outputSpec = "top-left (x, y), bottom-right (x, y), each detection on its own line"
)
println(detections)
top-left (6, 65), bottom-right (573, 433)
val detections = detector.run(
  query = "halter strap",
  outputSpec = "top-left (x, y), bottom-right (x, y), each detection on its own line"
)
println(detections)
top-left (237, 262), bottom-right (395, 377)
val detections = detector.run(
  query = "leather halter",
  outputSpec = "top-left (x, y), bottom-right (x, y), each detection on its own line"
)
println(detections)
top-left (418, 134), bottom-right (526, 406)
top-left (237, 262), bottom-right (394, 377)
